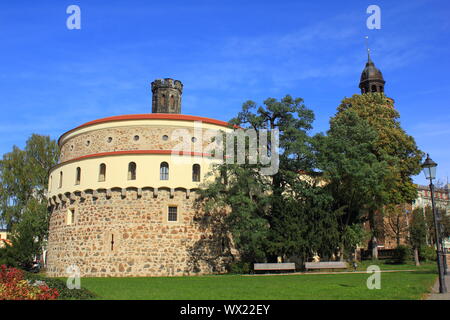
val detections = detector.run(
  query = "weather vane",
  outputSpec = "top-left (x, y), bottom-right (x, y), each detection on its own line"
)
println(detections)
top-left (365, 35), bottom-right (371, 60)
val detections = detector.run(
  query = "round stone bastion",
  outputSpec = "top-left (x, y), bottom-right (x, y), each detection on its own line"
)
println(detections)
top-left (46, 114), bottom-right (233, 277)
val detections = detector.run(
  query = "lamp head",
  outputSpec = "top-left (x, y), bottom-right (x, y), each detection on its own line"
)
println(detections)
top-left (422, 153), bottom-right (437, 180)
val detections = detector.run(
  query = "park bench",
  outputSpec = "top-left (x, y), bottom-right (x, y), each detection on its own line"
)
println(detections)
top-left (254, 263), bottom-right (296, 273)
top-left (304, 261), bottom-right (348, 272)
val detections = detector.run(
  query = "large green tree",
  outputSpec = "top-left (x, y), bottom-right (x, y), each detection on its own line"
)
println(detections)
top-left (196, 95), bottom-right (339, 269)
top-left (0, 134), bottom-right (58, 268)
top-left (314, 109), bottom-right (388, 258)
top-left (333, 93), bottom-right (423, 255)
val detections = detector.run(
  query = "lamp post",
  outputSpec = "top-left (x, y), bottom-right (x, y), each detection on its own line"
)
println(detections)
top-left (422, 154), bottom-right (447, 293)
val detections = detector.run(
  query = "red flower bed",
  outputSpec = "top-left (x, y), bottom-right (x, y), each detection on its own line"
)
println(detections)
top-left (0, 265), bottom-right (58, 300)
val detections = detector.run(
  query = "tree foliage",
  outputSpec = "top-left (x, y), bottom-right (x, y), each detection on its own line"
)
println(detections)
top-left (313, 109), bottom-right (388, 255)
top-left (329, 93), bottom-right (423, 253)
top-left (336, 93), bottom-right (423, 205)
top-left (409, 207), bottom-right (428, 250)
top-left (197, 95), bottom-right (339, 267)
top-left (0, 134), bottom-right (58, 267)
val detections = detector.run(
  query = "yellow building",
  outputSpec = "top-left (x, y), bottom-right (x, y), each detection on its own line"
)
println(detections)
top-left (46, 79), bottom-right (233, 277)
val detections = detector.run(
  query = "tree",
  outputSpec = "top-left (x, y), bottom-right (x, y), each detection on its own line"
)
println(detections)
top-left (314, 109), bottom-right (390, 259)
top-left (333, 93), bottom-right (423, 256)
top-left (409, 207), bottom-right (428, 266)
top-left (194, 163), bottom-right (271, 268)
top-left (196, 95), bottom-right (339, 268)
top-left (0, 134), bottom-right (58, 267)
top-left (385, 204), bottom-right (410, 248)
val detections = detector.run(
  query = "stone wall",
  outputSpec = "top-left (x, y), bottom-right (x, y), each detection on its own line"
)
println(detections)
top-left (46, 188), bottom-right (229, 277)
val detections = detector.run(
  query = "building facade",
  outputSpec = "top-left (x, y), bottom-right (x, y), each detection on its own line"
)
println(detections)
top-left (46, 79), bottom-right (233, 277)
top-left (413, 184), bottom-right (450, 248)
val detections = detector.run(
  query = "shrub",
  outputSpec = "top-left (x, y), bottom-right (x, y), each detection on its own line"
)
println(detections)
top-left (419, 246), bottom-right (437, 262)
top-left (0, 265), bottom-right (58, 300)
top-left (227, 261), bottom-right (251, 274)
top-left (391, 245), bottom-right (412, 264)
top-left (24, 272), bottom-right (96, 300)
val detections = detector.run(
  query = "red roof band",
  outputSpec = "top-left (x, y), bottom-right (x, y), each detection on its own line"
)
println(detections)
top-left (58, 114), bottom-right (234, 146)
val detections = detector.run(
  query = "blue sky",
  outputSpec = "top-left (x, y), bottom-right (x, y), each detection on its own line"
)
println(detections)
top-left (0, 0), bottom-right (449, 185)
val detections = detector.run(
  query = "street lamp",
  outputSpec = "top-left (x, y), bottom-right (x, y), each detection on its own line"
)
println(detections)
top-left (422, 153), bottom-right (447, 293)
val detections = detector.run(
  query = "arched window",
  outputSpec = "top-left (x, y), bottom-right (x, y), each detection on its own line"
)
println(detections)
top-left (170, 95), bottom-right (175, 108)
top-left (192, 164), bottom-right (200, 182)
top-left (161, 94), bottom-right (166, 106)
top-left (59, 171), bottom-right (63, 188)
top-left (128, 162), bottom-right (136, 180)
top-left (99, 163), bottom-right (106, 182)
top-left (371, 84), bottom-right (377, 92)
top-left (160, 162), bottom-right (169, 180)
top-left (380, 86), bottom-right (384, 92)
top-left (75, 167), bottom-right (81, 185)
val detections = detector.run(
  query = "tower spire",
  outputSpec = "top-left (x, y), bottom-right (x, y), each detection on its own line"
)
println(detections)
top-left (359, 36), bottom-right (385, 94)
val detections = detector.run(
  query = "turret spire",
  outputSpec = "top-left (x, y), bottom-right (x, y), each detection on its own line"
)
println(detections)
top-left (359, 37), bottom-right (385, 94)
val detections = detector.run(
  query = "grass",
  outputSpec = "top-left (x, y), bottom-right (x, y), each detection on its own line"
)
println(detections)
top-left (78, 261), bottom-right (438, 300)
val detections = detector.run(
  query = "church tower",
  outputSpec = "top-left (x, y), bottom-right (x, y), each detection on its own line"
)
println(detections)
top-left (359, 51), bottom-right (385, 94)
top-left (151, 78), bottom-right (183, 113)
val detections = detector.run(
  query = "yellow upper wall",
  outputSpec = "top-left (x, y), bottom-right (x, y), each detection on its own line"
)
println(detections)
top-left (48, 152), bottom-right (223, 197)
top-left (48, 116), bottom-right (234, 198)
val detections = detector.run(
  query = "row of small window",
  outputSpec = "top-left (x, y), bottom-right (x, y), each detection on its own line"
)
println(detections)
top-left (53, 162), bottom-right (201, 188)
top-left (66, 206), bottom-right (179, 227)
top-left (68, 135), bottom-right (199, 151)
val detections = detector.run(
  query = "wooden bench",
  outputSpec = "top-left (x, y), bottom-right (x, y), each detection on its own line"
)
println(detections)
top-left (254, 263), bottom-right (296, 273)
top-left (304, 261), bottom-right (348, 271)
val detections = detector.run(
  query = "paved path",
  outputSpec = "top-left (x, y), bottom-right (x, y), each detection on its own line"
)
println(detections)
top-left (426, 274), bottom-right (450, 300)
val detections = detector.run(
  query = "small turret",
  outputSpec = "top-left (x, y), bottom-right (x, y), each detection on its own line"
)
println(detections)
top-left (359, 52), bottom-right (385, 94)
top-left (151, 78), bottom-right (183, 113)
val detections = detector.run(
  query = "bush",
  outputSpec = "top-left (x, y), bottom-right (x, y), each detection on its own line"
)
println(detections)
top-left (391, 245), bottom-right (412, 264)
top-left (227, 261), bottom-right (251, 274)
top-left (419, 246), bottom-right (437, 262)
top-left (0, 265), bottom-right (58, 300)
top-left (24, 272), bottom-right (96, 300)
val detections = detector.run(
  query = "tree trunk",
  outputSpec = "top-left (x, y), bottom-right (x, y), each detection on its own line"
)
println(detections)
top-left (339, 245), bottom-right (345, 261)
top-left (369, 210), bottom-right (379, 260)
top-left (414, 247), bottom-right (420, 266)
top-left (371, 236), bottom-right (378, 260)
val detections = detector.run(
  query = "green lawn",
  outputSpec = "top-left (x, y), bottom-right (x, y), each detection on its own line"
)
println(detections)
top-left (79, 262), bottom-right (437, 300)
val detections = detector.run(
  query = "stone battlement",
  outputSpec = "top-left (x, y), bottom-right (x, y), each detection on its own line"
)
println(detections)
top-left (151, 78), bottom-right (183, 93)
top-left (48, 186), bottom-right (196, 207)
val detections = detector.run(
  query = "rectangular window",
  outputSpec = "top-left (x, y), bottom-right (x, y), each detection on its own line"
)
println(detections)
top-left (67, 208), bottom-right (75, 225)
top-left (168, 206), bottom-right (177, 222)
